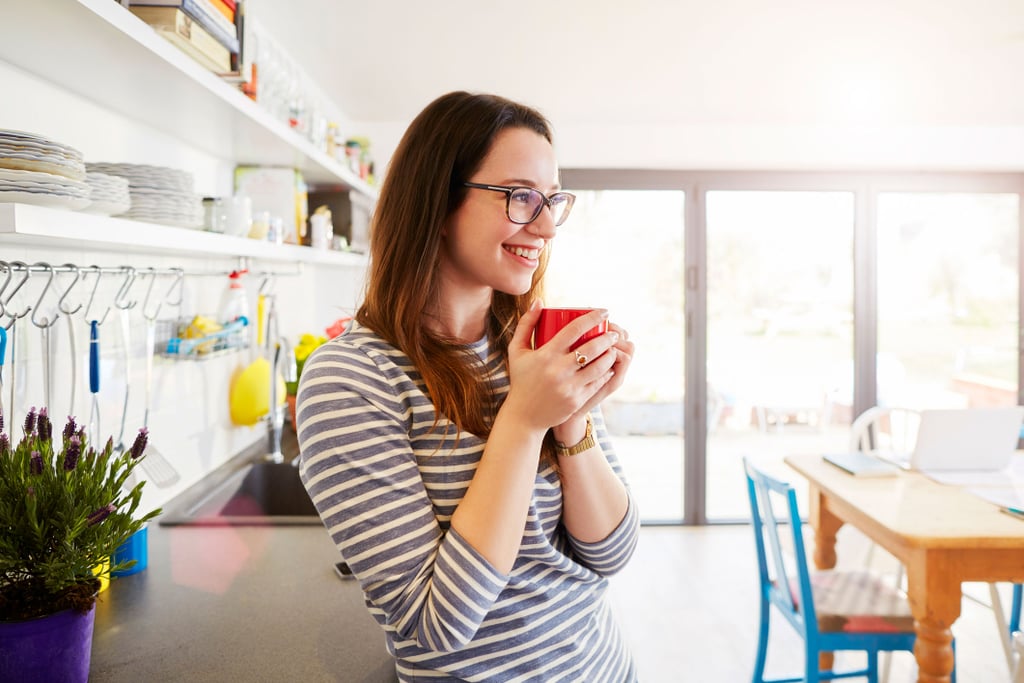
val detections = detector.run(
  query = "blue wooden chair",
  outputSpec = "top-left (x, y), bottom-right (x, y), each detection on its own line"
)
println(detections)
top-left (743, 458), bottom-right (955, 683)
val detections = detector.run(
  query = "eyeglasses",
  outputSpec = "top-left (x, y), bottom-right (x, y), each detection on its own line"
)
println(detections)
top-left (463, 182), bottom-right (576, 227)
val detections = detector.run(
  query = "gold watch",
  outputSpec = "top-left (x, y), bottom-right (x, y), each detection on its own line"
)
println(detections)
top-left (555, 414), bottom-right (596, 457)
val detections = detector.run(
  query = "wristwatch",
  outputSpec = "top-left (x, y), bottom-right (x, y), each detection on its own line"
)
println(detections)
top-left (555, 414), bottom-right (596, 457)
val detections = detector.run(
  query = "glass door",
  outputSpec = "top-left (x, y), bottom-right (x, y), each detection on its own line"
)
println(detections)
top-left (876, 192), bottom-right (1019, 410)
top-left (545, 189), bottom-right (686, 522)
top-left (704, 190), bottom-right (856, 520)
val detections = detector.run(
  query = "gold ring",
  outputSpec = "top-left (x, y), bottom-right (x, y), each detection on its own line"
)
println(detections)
top-left (574, 350), bottom-right (588, 366)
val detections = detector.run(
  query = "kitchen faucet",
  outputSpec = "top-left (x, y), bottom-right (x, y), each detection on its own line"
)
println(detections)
top-left (263, 296), bottom-right (297, 464)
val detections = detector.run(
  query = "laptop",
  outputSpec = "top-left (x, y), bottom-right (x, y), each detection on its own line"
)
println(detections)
top-left (906, 407), bottom-right (1024, 472)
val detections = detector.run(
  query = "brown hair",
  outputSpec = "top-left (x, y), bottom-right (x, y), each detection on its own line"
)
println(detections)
top-left (356, 91), bottom-right (555, 447)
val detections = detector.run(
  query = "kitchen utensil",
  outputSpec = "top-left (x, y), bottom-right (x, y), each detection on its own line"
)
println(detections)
top-left (64, 313), bottom-right (76, 420)
top-left (0, 326), bottom-right (6, 433)
top-left (113, 309), bottom-right (131, 456)
top-left (7, 321), bottom-right (17, 435)
top-left (88, 320), bottom-right (100, 445)
top-left (140, 311), bottom-right (179, 487)
top-left (256, 293), bottom-right (266, 348)
top-left (40, 321), bottom-right (54, 413)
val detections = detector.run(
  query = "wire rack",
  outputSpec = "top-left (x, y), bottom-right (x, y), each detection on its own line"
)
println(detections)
top-left (157, 317), bottom-right (249, 360)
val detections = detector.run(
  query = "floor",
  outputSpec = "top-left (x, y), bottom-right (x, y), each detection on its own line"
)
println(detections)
top-left (607, 525), bottom-right (1015, 682)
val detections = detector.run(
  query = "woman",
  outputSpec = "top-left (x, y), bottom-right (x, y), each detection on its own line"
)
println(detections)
top-left (297, 91), bottom-right (639, 682)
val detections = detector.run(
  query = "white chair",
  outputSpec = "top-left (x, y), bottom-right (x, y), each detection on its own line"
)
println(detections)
top-left (849, 406), bottom-right (920, 583)
top-left (849, 405), bottom-right (921, 458)
top-left (1013, 630), bottom-right (1024, 683)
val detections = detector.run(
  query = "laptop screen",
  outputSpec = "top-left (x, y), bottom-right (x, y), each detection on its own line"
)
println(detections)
top-left (910, 407), bottom-right (1024, 472)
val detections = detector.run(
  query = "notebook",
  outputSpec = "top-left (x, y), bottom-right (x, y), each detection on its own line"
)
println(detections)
top-left (908, 407), bottom-right (1024, 472)
top-left (823, 451), bottom-right (901, 477)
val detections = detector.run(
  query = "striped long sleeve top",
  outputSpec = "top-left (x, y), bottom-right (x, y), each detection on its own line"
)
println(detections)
top-left (296, 322), bottom-right (640, 682)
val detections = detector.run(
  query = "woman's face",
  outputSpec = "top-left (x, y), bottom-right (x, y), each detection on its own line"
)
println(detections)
top-left (440, 127), bottom-right (560, 301)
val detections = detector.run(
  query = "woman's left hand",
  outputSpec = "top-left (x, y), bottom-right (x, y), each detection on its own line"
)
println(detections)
top-left (568, 321), bottom-right (634, 422)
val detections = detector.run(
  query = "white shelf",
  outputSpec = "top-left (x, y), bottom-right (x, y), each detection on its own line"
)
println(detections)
top-left (0, 203), bottom-right (368, 267)
top-left (0, 0), bottom-right (377, 196)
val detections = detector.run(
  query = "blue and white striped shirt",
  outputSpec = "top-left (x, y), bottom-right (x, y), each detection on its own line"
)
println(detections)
top-left (297, 322), bottom-right (640, 682)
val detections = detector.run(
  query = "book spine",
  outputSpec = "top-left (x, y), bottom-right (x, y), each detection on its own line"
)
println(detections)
top-left (132, 7), bottom-right (232, 72)
top-left (180, 0), bottom-right (239, 53)
top-left (208, 0), bottom-right (235, 25)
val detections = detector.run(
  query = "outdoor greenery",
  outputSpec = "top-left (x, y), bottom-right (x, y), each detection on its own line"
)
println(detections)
top-left (0, 409), bottom-right (160, 621)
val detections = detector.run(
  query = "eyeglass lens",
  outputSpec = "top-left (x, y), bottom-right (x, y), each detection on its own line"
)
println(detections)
top-left (509, 188), bottom-right (573, 226)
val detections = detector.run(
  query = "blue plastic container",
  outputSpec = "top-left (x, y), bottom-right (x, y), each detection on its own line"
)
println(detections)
top-left (111, 525), bottom-right (148, 577)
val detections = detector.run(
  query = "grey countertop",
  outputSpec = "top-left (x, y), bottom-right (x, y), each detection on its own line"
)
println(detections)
top-left (90, 432), bottom-right (397, 682)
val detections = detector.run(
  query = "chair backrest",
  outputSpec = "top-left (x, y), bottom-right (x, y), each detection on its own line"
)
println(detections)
top-left (849, 406), bottom-right (921, 454)
top-left (744, 458), bottom-right (817, 639)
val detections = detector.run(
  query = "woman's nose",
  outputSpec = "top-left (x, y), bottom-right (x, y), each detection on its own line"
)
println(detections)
top-left (525, 210), bottom-right (557, 239)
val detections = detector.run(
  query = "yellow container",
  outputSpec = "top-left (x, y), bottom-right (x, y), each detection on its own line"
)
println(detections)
top-left (93, 559), bottom-right (111, 593)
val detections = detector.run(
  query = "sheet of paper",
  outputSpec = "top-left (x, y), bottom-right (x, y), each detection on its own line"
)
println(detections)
top-left (964, 485), bottom-right (1024, 509)
top-left (919, 452), bottom-right (1024, 487)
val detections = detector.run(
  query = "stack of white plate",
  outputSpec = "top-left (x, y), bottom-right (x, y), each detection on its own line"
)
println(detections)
top-left (0, 129), bottom-right (90, 210)
top-left (86, 162), bottom-right (203, 228)
top-left (82, 172), bottom-right (131, 216)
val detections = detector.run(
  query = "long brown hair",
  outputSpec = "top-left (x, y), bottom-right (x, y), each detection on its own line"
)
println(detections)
top-left (357, 91), bottom-right (554, 444)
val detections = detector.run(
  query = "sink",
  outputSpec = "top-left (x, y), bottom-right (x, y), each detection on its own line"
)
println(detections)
top-left (160, 461), bottom-right (322, 527)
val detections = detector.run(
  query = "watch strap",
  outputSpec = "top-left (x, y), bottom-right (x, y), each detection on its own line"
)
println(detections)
top-left (555, 413), bottom-right (595, 457)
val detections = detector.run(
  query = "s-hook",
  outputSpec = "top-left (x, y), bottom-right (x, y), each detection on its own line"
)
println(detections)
top-left (0, 261), bottom-right (12, 320)
top-left (81, 265), bottom-right (111, 327)
top-left (1, 261), bottom-right (33, 329)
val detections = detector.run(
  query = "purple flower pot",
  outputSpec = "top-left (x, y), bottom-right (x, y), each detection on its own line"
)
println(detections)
top-left (0, 604), bottom-right (96, 683)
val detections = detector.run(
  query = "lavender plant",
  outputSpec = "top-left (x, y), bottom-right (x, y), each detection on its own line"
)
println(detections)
top-left (0, 409), bottom-right (160, 621)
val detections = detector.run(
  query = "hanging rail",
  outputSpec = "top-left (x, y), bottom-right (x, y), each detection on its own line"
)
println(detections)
top-left (0, 260), bottom-right (301, 327)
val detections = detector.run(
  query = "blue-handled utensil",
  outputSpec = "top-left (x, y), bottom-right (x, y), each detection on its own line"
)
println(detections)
top-left (0, 326), bottom-right (6, 434)
top-left (89, 320), bottom-right (100, 445)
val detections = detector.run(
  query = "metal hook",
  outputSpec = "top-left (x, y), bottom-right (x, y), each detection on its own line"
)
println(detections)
top-left (141, 268), bottom-right (163, 322)
top-left (29, 262), bottom-right (58, 329)
top-left (258, 272), bottom-right (275, 296)
top-left (82, 265), bottom-right (111, 325)
top-left (0, 261), bottom-right (12, 319)
top-left (113, 266), bottom-right (137, 310)
top-left (165, 267), bottom-right (184, 308)
top-left (56, 263), bottom-right (83, 315)
top-left (1, 261), bottom-right (33, 328)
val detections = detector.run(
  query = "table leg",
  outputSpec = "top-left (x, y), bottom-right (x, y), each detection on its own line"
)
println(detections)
top-left (808, 488), bottom-right (843, 570)
top-left (906, 560), bottom-right (960, 683)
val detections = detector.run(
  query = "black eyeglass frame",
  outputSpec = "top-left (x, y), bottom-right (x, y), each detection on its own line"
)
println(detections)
top-left (462, 181), bottom-right (576, 227)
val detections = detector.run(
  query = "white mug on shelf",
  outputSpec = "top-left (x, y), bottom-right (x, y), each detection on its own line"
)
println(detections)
top-left (213, 195), bottom-right (253, 237)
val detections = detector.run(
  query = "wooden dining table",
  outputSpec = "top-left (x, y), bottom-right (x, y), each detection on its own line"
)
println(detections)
top-left (784, 453), bottom-right (1024, 683)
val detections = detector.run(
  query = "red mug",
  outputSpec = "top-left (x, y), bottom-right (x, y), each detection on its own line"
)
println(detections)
top-left (534, 307), bottom-right (608, 350)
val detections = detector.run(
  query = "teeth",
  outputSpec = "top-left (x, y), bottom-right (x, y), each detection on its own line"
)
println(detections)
top-left (506, 246), bottom-right (540, 259)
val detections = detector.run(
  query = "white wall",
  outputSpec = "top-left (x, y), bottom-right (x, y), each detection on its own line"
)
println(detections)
top-left (1, 59), bottom-right (366, 512)
top-left (354, 119), bottom-right (1024, 181)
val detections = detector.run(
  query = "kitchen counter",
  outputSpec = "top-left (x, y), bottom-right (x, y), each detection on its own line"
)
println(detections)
top-left (90, 431), bottom-right (397, 682)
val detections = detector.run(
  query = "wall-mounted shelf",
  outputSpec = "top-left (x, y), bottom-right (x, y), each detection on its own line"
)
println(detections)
top-left (0, 0), bottom-right (377, 197)
top-left (0, 203), bottom-right (368, 266)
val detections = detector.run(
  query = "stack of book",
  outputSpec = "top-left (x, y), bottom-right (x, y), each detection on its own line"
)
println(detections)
top-left (129, 0), bottom-right (243, 75)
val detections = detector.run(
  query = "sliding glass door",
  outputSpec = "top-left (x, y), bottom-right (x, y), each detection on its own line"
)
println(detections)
top-left (545, 189), bottom-right (686, 522)
top-left (704, 190), bottom-right (855, 520)
top-left (557, 171), bottom-right (1023, 525)
top-left (876, 192), bottom-right (1020, 411)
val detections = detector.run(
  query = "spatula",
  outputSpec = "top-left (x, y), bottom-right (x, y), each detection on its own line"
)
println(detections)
top-left (140, 311), bottom-right (179, 487)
